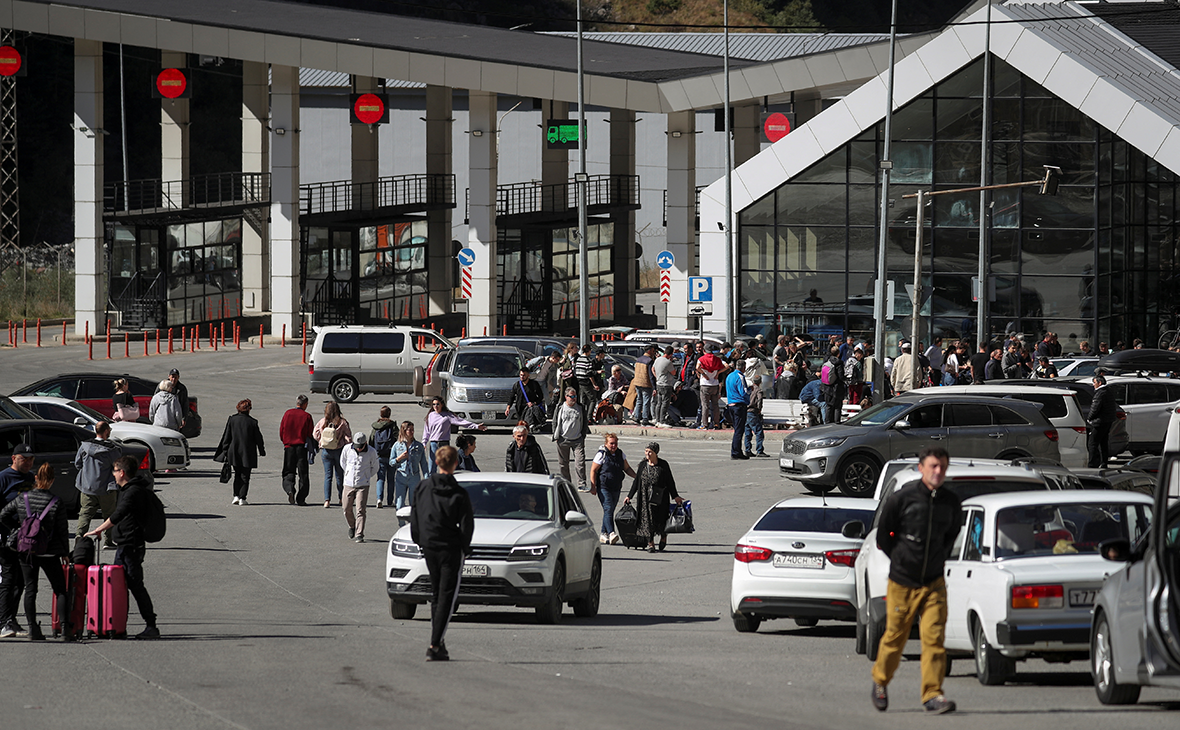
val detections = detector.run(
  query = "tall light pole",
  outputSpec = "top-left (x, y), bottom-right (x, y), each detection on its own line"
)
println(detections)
top-left (576, 0), bottom-right (590, 346)
top-left (976, 0), bottom-right (994, 345)
top-left (723, 0), bottom-right (734, 343)
top-left (872, 0), bottom-right (900, 398)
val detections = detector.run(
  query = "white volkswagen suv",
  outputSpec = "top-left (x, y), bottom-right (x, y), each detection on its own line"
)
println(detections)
top-left (387, 472), bottom-right (601, 624)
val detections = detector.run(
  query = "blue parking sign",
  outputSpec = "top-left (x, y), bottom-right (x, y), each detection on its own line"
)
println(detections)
top-left (688, 276), bottom-right (712, 302)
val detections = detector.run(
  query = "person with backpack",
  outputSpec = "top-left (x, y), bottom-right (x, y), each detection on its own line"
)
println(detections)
top-left (213, 399), bottom-right (266, 506)
top-left (74, 421), bottom-right (122, 549)
top-left (85, 455), bottom-right (160, 639)
top-left (504, 368), bottom-right (546, 432)
top-left (820, 346), bottom-right (847, 424)
top-left (148, 379), bottom-right (184, 431)
top-left (314, 402), bottom-right (353, 508)
top-left (743, 359), bottom-right (769, 457)
top-left (370, 406), bottom-right (397, 509)
top-left (0, 463), bottom-right (69, 641)
top-left (0, 445), bottom-right (35, 638)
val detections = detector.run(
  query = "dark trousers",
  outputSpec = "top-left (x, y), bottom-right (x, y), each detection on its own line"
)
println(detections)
top-left (282, 445), bottom-right (310, 503)
top-left (232, 467), bottom-right (252, 500)
top-left (0, 548), bottom-right (24, 627)
top-left (19, 555), bottom-right (66, 631)
top-left (1087, 422), bottom-right (1112, 468)
top-left (729, 403), bottom-right (748, 457)
top-left (423, 547), bottom-right (462, 648)
top-left (115, 544), bottom-right (156, 628)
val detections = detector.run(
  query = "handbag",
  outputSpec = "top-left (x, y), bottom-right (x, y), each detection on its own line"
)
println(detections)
top-left (615, 502), bottom-right (638, 525)
top-left (219, 463), bottom-right (233, 484)
top-left (665, 500), bottom-right (694, 534)
top-left (114, 402), bottom-right (141, 422)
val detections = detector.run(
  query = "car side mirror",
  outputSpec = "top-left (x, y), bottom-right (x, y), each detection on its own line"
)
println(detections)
top-left (396, 506), bottom-right (413, 520)
top-left (564, 510), bottom-right (589, 526)
top-left (1100, 538), bottom-right (1133, 562)
top-left (74, 417), bottom-right (89, 427)
top-left (894, 420), bottom-right (911, 431)
top-left (841, 520), bottom-right (865, 540)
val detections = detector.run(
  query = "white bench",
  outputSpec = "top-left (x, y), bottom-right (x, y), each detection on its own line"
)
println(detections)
top-left (761, 399), bottom-right (811, 429)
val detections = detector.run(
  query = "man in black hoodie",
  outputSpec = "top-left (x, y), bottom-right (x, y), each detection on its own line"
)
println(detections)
top-left (1087, 375), bottom-right (1117, 467)
top-left (409, 445), bottom-right (473, 661)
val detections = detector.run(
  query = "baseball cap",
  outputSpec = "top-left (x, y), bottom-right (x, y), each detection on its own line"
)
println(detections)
top-left (169, 368), bottom-right (180, 376)
top-left (353, 433), bottom-right (367, 447)
top-left (13, 444), bottom-right (32, 456)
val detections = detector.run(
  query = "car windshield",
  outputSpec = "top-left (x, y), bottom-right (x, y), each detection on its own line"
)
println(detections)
top-left (453, 352), bottom-right (524, 378)
top-left (993, 502), bottom-right (1152, 558)
top-left (68, 401), bottom-right (109, 422)
top-left (465, 482), bottom-right (553, 521)
top-left (0, 397), bottom-right (37, 420)
top-left (754, 507), bottom-right (876, 533)
top-left (845, 400), bottom-right (911, 426)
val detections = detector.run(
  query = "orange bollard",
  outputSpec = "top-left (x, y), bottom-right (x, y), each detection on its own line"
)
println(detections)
top-left (461, 327), bottom-right (466, 338)
top-left (168, 328), bottom-right (173, 354)
top-left (301, 322), bottom-right (307, 364)
top-left (259, 324), bottom-right (264, 348)
top-left (235, 323), bottom-right (240, 350)
top-left (36, 318), bottom-right (41, 347)
top-left (156, 329), bottom-right (161, 355)
top-left (213, 327), bottom-right (218, 351)
top-left (191, 327), bottom-right (197, 353)
top-left (281, 324), bottom-right (286, 347)
top-left (220, 322), bottom-right (226, 348)
top-left (383, 302), bottom-right (388, 320)
top-left (22, 318), bottom-right (27, 343)
top-left (181, 326), bottom-right (187, 351)
top-left (483, 327), bottom-right (487, 336)
top-left (87, 332), bottom-right (93, 360)
top-left (208, 323), bottom-right (214, 349)
top-left (503, 324), bottom-right (507, 335)
top-left (143, 331), bottom-right (148, 356)
top-left (84, 320), bottom-right (89, 347)
top-left (105, 322), bottom-right (111, 359)
top-left (62, 321), bottom-right (67, 346)
top-left (124, 332), bottom-right (129, 358)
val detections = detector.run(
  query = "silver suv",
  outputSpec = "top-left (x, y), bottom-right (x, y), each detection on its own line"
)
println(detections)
top-left (436, 346), bottom-right (530, 425)
top-left (779, 393), bottom-right (1061, 497)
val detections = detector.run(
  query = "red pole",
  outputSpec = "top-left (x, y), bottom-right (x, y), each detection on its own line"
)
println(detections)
top-left (301, 322), bottom-right (307, 364)
top-left (84, 320), bottom-right (89, 347)
top-left (156, 329), bottom-right (161, 355)
top-left (62, 321), bottom-right (67, 346)
top-left (36, 318), bottom-right (41, 347)
top-left (209, 323), bottom-right (214, 349)
top-left (143, 331), bottom-right (148, 356)
top-left (87, 332), bottom-right (93, 360)
top-left (281, 323), bottom-right (286, 347)
top-left (123, 332), bottom-right (129, 358)
top-left (259, 324), bottom-right (264, 348)
top-left (220, 322), bottom-right (226, 348)
top-left (383, 302), bottom-right (388, 320)
top-left (168, 328), bottom-right (173, 354)
top-left (22, 318), bottom-right (27, 343)
top-left (483, 326), bottom-right (487, 336)
top-left (105, 321), bottom-right (111, 359)
top-left (181, 326), bottom-right (187, 351)
top-left (503, 324), bottom-right (507, 335)
top-left (191, 327), bottom-right (197, 353)
top-left (235, 323), bottom-right (241, 350)
top-left (461, 327), bottom-right (466, 338)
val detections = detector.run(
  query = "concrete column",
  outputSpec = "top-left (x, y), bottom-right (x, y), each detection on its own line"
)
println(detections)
top-left (269, 65), bottom-right (300, 335)
top-left (734, 103), bottom-right (761, 166)
top-left (466, 91), bottom-right (498, 336)
top-left (74, 40), bottom-right (103, 337)
top-left (352, 76), bottom-right (380, 210)
top-left (425, 85), bottom-right (453, 317)
top-left (794, 93), bottom-right (824, 126)
top-left (241, 61), bottom-right (269, 314)
top-left (160, 51), bottom-right (189, 200)
top-left (541, 100), bottom-right (568, 212)
top-left (665, 111), bottom-right (695, 330)
top-left (610, 108), bottom-right (637, 324)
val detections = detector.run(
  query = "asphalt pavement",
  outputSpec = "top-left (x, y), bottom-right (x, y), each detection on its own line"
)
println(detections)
top-left (1, 343), bottom-right (1178, 730)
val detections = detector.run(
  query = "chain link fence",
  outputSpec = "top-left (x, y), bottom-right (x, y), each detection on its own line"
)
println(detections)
top-left (0, 242), bottom-right (75, 321)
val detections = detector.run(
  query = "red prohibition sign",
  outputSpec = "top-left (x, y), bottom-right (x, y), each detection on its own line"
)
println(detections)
top-left (354, 93), bottom-right (385, 125)
top-left (156, 68), bottom-right (187, 99)
top-left (0, 46), bottom-right (22, 77)
top-left (764, 112), bottom-right (792, 143)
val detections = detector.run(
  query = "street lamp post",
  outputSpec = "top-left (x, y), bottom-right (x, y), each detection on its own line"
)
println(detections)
top-left (873, 0), bottom-right (901, 401)
top-left (576, 0), bottom-right (590, 346)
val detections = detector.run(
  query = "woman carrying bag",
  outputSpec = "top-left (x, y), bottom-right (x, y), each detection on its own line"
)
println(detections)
top-left (314, 402), bottom-right (352, 508)
top-left (622, 442), bottom-right (684, 553)
top-left (111, 378), bottom-right (140, 423)
top-left (214, 399), bottom-right (266, 506)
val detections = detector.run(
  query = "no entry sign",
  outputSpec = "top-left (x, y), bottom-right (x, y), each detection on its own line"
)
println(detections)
top-left (155, 68), bottom-right (189, 99)
top-left (0, 46), bottom-right (22, 77)
top-left (762, 112), bottom-right (792, 143)
top-left (351, 93), bottom-right (389, 125)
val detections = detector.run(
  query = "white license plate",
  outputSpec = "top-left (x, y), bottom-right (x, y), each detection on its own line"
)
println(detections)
top-left (772, 553), bottom-right (824, 570)
top-left (780, 458), bottom-right (794, 469)
top-left (1069, 588), bottom-right (1097, 607)
top-left (461, 564), bottom-right (489, 578)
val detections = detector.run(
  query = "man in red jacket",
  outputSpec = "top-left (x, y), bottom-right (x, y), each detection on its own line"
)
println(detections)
top-left (279, 395), bottom-right (314, 505)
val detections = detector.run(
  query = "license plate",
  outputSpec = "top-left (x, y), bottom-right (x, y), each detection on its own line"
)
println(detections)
top-left (772, 553), bottom-right (824, 570)
top-left (780, 458), bottom-right (794, 469)
top-left (1069, 588), bottom-right (1097, 607)
top-left (461, 564), bottom-right (489, 578)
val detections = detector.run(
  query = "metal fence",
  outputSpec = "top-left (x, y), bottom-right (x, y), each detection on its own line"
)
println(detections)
top-left (0, 242), bottom-right (75, 320)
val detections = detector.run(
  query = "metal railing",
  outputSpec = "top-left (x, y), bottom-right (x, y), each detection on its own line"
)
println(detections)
top-left (105, 172), bottom-right (271, 215)
top-left (467, 174), bottom-right (640, 221)
top-left (300, 173), bottom-right (455, 217)
top-left (109, 270), bottom-right (166, 330)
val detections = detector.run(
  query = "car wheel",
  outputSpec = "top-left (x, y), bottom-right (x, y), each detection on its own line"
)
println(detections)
top-left (732, 612), bottom-right (761, 633)
top-left (331, 377), bottom-right (359, 403)
top-left (794, 618), bottom-right (818, 628)
top-left (389, 599), bottom-right (416, 620)
top-left (854, 610), bottom-right (867, 655)
top-left (837, 454), bottom-right (879, 498)
top-left (944, 656), bottom-right (953, 679)
top-left (571, 556), bottom-right (601, 618)
top-left (974, 620), bottom-right (1013, 686)
top-left (535, 560), bottom-right (564, 625)
top-left (1092, 613), bottom-right (1141, 705)
top-left (865, 614), bottom-right (884, 661)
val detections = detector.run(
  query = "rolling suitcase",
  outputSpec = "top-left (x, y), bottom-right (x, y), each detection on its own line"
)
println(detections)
top-left (86, 542), bottom-right (128, 639)
top-left (51, 563), bottom-right (87, 640)
top-left (613, 503), bottom-right (646, 549)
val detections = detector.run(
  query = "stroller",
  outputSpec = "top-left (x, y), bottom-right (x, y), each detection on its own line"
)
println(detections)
top-left (595, 399), bottom-right (623, 425)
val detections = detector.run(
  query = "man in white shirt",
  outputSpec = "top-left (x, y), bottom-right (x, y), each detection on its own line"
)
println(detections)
top-left (924, 337), bottom-right (943, 374)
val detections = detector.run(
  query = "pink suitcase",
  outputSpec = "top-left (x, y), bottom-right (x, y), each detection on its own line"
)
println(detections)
top-left (86, 544), bottom-right (128, 638)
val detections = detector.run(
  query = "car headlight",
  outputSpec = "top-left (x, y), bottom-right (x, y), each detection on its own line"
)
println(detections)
top-left (451, 386), bottom-right (467, 402)
top-left (392, 539), bottom-right (423, 558)
top-left (808, 437), bottom-right (847, 449)
top-left (508, 544), bottom-right (550, 561)
top-left (161, 438), bottom-right (182, 446)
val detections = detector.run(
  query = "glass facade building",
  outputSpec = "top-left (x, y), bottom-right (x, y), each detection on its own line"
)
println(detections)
top-left (738, 56), bottom-right (1180, 350)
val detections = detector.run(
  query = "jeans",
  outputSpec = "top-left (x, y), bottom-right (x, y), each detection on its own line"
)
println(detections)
top-left (556, 437), bottom-right (587, 490)
top-left (342, 484), bottom-right (370, 539)
top-left (634, 386), bottom-right (653, 422)
top-left (19, 554), bottom-right (66, 633)
top-left (699, 385), bottom-right (720, 428)
top-left (394, 472), bottom-right (418, 511)
top-left (115, 544), bottom-right (156, 629)
top-left (597, 487), bottom-right (621, 535)
top-left (423, 547), bottom-right (463, 648)
top-left (282, 444), bottom-right (310, 503)
top-left (322, 447), bottom-right (344, 503)
top-left (375, 457), bottom-right (390, 504)
top-left (428, 441), bottom-right (449, 475)
top-left (655, 384), bottom-right (675, 424)
top-left (729, 403), bottom-right (748, 457)
top-left (872, 578), bottom-right (949, 704)
top-left (76, 491), bottom-right (118, 541)
top-left (743, 411), bottom-right (765, 455)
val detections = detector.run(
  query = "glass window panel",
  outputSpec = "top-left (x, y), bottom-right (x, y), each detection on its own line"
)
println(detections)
top-left (992, 58), bottom-right (1021, 97)
top-left (740, 227), bottom-right (774, 270)
top-left (110, 228), bottom-right (136, 280)
top-left (186, 222), bottom-right (205, 249)
top-left (990, 100), bottom-right (1021, 140)
top-left (1023, 77), bottom-right (1053, 98)
top-left (891, 98), bottom-right (933, 141)
top-left (892, 143), bottom-right (933, 184)
top-left (741, 271), bottom-right (775, 313)
top-left (776, 184), bottom-right (846, 223)
top-left (166, 224), bottom-right (184, 250)
top-left (1022, 143), bottom-right (1095, 185)
top-left (793, 147), bottom-right (847, 184)
top-left (223, 218), bottom-right (241, 244)
top-left (850, 141), bottom-right (878, 184)
top-left (204, 220), bottom-right (224, 244)
top-left (358, 226), bottom-right (378, 251)
top-left (936, 97), bottom-right (982, 140)
top-left (849, 185), bottom-right (876, 226)
top-left (935, 57), bottom-right (984, 98)
top-left (1024, 97), bottom-right (1093, 141)
top-left (1022, 229), bottom-right (1094, 275)
top-left (305, 227), bottom-right (330, 279)
top-left (1022, 277), bottom-right (1089, 319)
top-left (847, 228), bottom-right (876, 272)
top-left (1023, 186), bottom-right (1095, 229)
top-left (930, 273), bottom-right (974, 324)
top-left (741, 192), bottom-right (774, 226)
top-left (935, 141), bottom-right (981, 185)
top-left (933, 191), bottom-right (982, 228)
top-left (782, 227), bottom-right (846, 272)
top-left (933, 228), bottom-right (980, 272)
top-left (774, 271), bottom-right (848, 339)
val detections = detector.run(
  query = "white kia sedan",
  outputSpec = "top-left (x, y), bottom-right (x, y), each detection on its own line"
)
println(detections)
top-left (387, 472), bottom-right (601, 625)
top-left (730, 496), bottom-right (877, 633)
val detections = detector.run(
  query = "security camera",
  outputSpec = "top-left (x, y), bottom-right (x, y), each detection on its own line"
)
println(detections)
top-left (717, 222), bottom-right (725, 231)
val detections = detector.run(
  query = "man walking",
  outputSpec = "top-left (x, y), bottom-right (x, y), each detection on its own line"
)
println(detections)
top-left (890, 341), bottom-right (918, 394)
top-left (1087, 375), bottom-right (1117, 468)
top-left (505, 367), bottom-right (547, 432)
top-left (0, 445), bottom-right (33, 637)
top-left (871, 446), bottom-right (961, 715)
top-left (279, 395), bottom-right (314, 505)
top-left (553, 388), bottom-right (591, 491)
top-left (653, 345), bottom-right (676, 427)
top-left (74, 421), bottom-right (122, 548)
top-left (409, 445), bottom-right (474, 662)
top-left (726, 360), bottom-right (749, 460)
top-left (341, 433), bottom-right (379, 543)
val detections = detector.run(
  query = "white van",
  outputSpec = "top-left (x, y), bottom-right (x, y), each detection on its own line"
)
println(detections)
top-left (308, 325), bottom-right (453, 402)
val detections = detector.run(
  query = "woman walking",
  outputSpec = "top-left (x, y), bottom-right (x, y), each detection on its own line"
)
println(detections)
top-left (390, 421), bottom-right (429, 512)
top-left (423, 397), bottom-right (485, 473)
top-left (0, 464), bottom-right (70, 640)
top-left (589, 433), bottom-right (637, 545)
top-left (623, 442), bottom-right (684, 553)
top-left (111, 378), bottom-right (140, 422)
top-left (214, 399), bottom-right (266, 506)
top-left (314, 402), bottom-right (352, 508)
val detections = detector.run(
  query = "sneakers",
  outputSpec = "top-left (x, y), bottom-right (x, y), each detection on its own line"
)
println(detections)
top-left (136, 626), bottom-right (161, 640)
top-left (923, 695), bottom-right (956, 714)
top-left (355, 535), bottom-right (365, 544)
top-left (0, 626), bottom-right (17, 639)
top-left (599, 533), bottom-right (609, 544)
top-left (288, 492), bottom-right (296, 505)
top-left (656, 422), bottom-right (672, 429)
top-left (376, 503), bottom-right (383, 509)
top-left (609, 532), bottom-right (621, 545)
top-left (744, 451), bottom-right (756, 458)
top-left (324, 501), bottom-right (331, 509)
top-left (731, 454), bottom-right (750, 460)
top-left (755, 452), bottom-right (770, 458)
top-left (238, 498), bottom-right (248, 506)
top-left (426, 644), bottom-right (450, 661)
top-left (231, 497), bottom-right (240, 506)
top-left (871, 683), bottom-right (888, 712)
top-left (348, 527), bottom-right (356, 539)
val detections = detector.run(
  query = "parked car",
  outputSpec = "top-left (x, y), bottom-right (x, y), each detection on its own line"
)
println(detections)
top-left (941, 490), bottom-right (1153, 685)
top-left (1100, 375), bottom-right (1180, 454)
top-left (0, 395), bottom-right (38, 420)
top-left (851, 458), bottom-right (1058, 661)
top-left (1095, 347), bottom-right (1180, 375)
top-left (779, 393), bottom-right (1061, 497)
top-left (386, 472), bottom-right (601, 624)
top-left (10, 373), bottom-right (202, 438)
top-left (0, 420), bottom-right (151, 515)
top-left (456, 336), bottom-right (571, 359)
top-left (730, 496), bottom-right (877, 633)
top-left (992, 378), bottom-right (1130, 455)
top-left (1090, 454), bottom-right (1180, 704)
top-left (1071, 467), bottom-right (1156, 494)
top-left (13, 396), bottom-right (190, 472)
top-left (1050, 357), bottom-right (1100, 378)
top-left (427, 346), bottom-right (530, 425)
top-left (309, 325), bottom-right (452, 402)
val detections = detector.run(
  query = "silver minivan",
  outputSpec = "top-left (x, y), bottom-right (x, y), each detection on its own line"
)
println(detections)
top-left (308, 325), bottom-right (453, 402)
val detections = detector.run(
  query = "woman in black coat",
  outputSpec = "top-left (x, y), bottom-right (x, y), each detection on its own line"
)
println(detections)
top-left (214, 399), bottom-right (266, 506)
top-left (623, 442), bottom-right (684, 553)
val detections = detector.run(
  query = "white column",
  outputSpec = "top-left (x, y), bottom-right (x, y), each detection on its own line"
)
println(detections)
top-left (466, 91), bottom-right (498, 336)
top-left (241, 61), bottom-right (268, 314)
top-left (269, 65), bottom-right (300, 335)
top-left (160, 51), bottom-right (189, 196)
top-left (610, 108), bottom-right (637, 323)
top-left (734, 103), bottom-right (761, 166)
top-left (699, 192), bottom-right (729, 333)
top-left (426, 85), bottom-right (452, 317)
top-left (74, 40), bottom-right (103, 337)
top-left (665, 111), bottom-right (696, 330)
top-left (352, 76), bottom-right (380, 209)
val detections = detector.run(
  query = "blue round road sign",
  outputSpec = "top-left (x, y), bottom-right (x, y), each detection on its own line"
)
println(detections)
top-left (457, 247), bottom-right (476, 266)
top-left (656, 250), bottom-right (675, 270)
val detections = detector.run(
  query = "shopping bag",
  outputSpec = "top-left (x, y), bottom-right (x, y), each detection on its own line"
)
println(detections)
top-left (219, 463), bottom-right (233, 484)
top-left (665, 500), bottom-right (694, 534)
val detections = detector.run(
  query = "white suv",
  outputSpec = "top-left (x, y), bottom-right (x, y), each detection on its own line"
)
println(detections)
top-left (387, 472), bottom-right (601, 624)
top-left (1100, 375), bottom-right (1180, 455)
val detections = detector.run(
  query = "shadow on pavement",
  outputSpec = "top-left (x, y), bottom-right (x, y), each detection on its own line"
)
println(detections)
top-left (159, 513), bottom-right (227, 520)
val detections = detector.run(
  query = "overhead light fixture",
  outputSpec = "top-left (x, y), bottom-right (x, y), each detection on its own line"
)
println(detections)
top-left (472, 129), bottom-right (484, 137)
top-left (670, 131), bottom-right (682, 138)
top-left (274, 127), bottom-right (286, 136)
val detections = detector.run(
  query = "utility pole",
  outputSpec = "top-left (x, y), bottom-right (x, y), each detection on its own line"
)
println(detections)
top-left (576, 0), bottom-right (590, 346)
top-left (873, 0), bottom-right (900, 400)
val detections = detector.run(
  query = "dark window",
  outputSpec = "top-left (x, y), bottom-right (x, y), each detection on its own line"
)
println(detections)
top-left (753, 507), bottom-right (877, 533)
top-left (0, 397), bottom-right (36, 419)
top-left (991, 405), bottom-right (1031, 425)
top-left (905, 405), bottom-right (944, 429)
top-left (1008, 393), bottom-right (1067, 419)
top-left (362, 332), bottom-right (405, 354)
top-left (78, 378), bottom-right (116, 400)
top-left (1167, 384), bottom-right (1180, 402)
top-left (127, 379), bottom-right (156, 397)
top-left (33, 426), bottom-right (81, 453)
top-left (0, 428), bottom-right (25, 457)
top-left (32, 379), bottom-right (77, 399)
top-left (963, 511), bottom-right (985, 561)
top-left (948, 403), bottom-right (992, 426)
top-left (29, 403), bottom-right (80, 424)
top-left (1129, 382), bottom-right (1170, 405)
top-left (321, 332), bottom-right (361, 354)
top-left (557, 482), bottom-right (577, 517)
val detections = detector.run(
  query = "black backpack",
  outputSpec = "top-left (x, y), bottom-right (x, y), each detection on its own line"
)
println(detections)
top-left (142, 490), bottom-right (167, 543)
top-left (372, 424), bottom-right (395, 454)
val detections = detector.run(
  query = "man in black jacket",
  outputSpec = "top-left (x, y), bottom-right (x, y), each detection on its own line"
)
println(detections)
top-left (1087, 375), bottom-right (1117, 468)
top-left (85, 455), bottom-right (159, 639)
top-left (505, 368), bottom-right (546, 431)
top-left (409, 445), bottom-right (474, 661)
top-left (871, 446), bottom-right (961, 715)
top-left (504, 424), bottom-right (549, 474)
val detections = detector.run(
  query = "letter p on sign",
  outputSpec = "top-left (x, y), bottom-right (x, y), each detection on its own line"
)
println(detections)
top-left (689, 276), bottom-right (712, 303)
